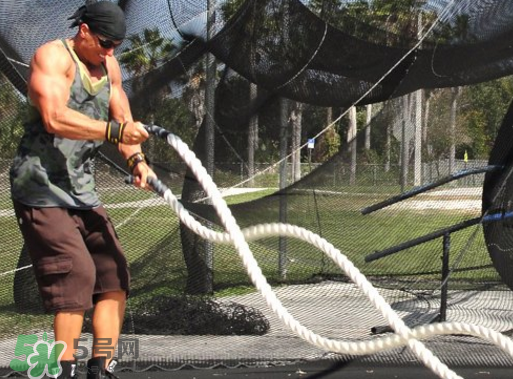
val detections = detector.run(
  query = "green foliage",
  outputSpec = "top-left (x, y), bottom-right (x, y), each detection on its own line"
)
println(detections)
top-left (143, 96), bottom-right (197, 163)
top-left (324, 0), bottom-right (428, 45)
top-left (433, 14), bottom-right (474, 43)
top-left (119, 28), bottom-right (177, 117)
top-left (312, 126), bottom-right (340, 162)
top-left (0, 75), bottom-right (26, 158)
top-left (459, 77), bottom-right (513, 159)
top-left (119, 28), bottom-right (176, 76)
top-left (119, 28), bottom-right (199, 158)
top-left (461, 109), bottom-right (489, 159)
top-left (363, 148), bottom-right (381, 164)
top-left (325, 126), bottom-right (341, 158)
top-left (220, 0), bottom-right (247, 21)
top-left (309, 0), bottom-right (343, 22)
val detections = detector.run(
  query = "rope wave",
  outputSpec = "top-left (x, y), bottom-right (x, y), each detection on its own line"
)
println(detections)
top-left (143, 124), bottom-right (513, 379)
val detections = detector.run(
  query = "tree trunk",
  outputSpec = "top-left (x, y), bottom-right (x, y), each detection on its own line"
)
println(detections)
top-left (414, 89), bottom-right (423, 186)
top-left (400, 95), bottom-right (410, 191)
top-left (385, 124), bottom-right (391, 172)
top-left (365, 104), bottom-right (372, 150)
top-left (423, 91), bottom-right (432, 157)
top-left (247, 83), bottom-right (258, 186)
top-left (290, 101), bottom-right (303, 182)
top-left (278, 98), bottom-right (289, 279)
top-left (180, 120), bottom-right (214, 295)
top-left (449, 86), bottom-right (461, 174)
top-left (413, 12), bottom-right (423, 186)
top-left (348, 106), bottom-right (357, 185)
top-left (179, 0), bottom-right (216, 295)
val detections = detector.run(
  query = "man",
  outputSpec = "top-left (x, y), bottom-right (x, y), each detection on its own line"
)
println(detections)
top-left (9, 1), bottom-right (154, 378)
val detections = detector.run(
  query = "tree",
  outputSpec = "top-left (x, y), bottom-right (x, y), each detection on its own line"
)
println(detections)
top-left (179, 0), bottom-right (219, 295)
top-left (365, 104), bottom-right (372, 150)
top-left (119, 28), bottom-right (175, 76)
top-left (348, 106), bottom-right (357, 185)
top-left (449, 86), bottom-right (461, 173)
top-left (458, 77), bottom-right (513, 159)
top-left (247, 83), bottom-right (258, 186)
top-left (290, 101), bottom-right (303, 182)
top-left (3, 74), bottom-right (40, 314)
top-left (309, 0), bottom-right (343, 166)
top-left (220, 0), bottom-right (262, 186)
top-left (119, 28), bottom-right (177, 159)
top-left (0, 73), bottom-right (25, 158)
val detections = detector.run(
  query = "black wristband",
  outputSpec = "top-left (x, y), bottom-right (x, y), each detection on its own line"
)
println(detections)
top-left (127, 152), bottom-right (147, 173)
top-left (106, 120), bottom-right (126, 144)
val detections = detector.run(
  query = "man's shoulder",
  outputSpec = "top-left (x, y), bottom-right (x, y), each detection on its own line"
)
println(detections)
top-left (35, 39), bottom-right (69, 57)
top-left (37, 39), bottom-right (67, 53)
top-left (32, 40), bottom-right (72, 70)
top-left (104, 54), bottom-right (121, 81)
top-left (105, 54), bottom-right (121, 70)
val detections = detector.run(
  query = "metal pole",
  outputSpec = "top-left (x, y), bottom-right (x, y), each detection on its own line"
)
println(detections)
top-left (439, 233), bottom-right (451, 322)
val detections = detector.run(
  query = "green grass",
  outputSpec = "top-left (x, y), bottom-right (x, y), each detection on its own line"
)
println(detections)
top-left (0, 185), bottom-right (496, 337)
top-left (99, 188), bottom-right (155, 204)
top-left (224, 188), bottom-right (277, 204)
top-left (214, 285), bottom-right (258, 297)
top-left (0, 311), bottom-right (54, 338)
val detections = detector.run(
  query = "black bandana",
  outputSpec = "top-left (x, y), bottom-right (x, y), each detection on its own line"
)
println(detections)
top-left (68, 1), bottom-right (126, 41)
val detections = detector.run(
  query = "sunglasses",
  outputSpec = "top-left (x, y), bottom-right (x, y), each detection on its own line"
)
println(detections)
top-left (95, 34), bottom-right (122, 49)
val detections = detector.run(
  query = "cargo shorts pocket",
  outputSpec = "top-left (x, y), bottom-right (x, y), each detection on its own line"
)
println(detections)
top-left (34, 256), bottom-right (73, 300)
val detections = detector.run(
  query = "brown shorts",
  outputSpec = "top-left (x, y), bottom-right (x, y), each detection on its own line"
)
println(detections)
top-left (12, 201), bottom-right (130, 312)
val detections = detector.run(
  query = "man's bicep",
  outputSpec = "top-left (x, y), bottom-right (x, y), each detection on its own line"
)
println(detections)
top-left (108, 57), bottom-right (133, 122)
top-left (28, 48), bottom-right (70, 116)
top-left (29, 70), bottom-right (69, 116)
top-left (109, 83), bottom-right (133, 122)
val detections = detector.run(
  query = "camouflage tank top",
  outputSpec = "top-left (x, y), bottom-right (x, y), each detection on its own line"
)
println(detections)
top-left (10, 39), bottom-right (110, 208)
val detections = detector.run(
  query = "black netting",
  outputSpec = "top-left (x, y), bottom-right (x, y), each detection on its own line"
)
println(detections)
top-left (2, 0), bottom-right (513, 375)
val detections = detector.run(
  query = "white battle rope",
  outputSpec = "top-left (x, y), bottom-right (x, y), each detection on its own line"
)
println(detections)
top-left (144, 126), bottom-right (513, 379)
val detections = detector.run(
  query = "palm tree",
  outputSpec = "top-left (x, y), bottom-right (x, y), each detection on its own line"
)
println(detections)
top-left (119, 28), bottom-right (176, 158)
top-left (120, 28), bottom-right (175, 76)
top-left (220, 0), bottom-right (261, 185)
top-left (119, 28), bottom-right (176, 118)
top-left (179, 0), bottom-right (218, 295)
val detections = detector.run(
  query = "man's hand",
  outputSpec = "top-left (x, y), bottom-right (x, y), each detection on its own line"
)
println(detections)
top-left (121, 121), bottom-right (149, 145)
top-left (131, 161), bottom-right (156, 190)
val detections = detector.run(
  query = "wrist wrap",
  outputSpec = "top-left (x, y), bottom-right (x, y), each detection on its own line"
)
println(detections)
top-left (106, 120), bottom-right (126, 144)
top-left (127, 152), bottom-right (147, 173)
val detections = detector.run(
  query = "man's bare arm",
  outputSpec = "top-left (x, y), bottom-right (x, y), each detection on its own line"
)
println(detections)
top-left (108, 55), bottom-right (155, 188)
top-left (108, 56), bottom-right (142, 157)
top-left (28, 41), bottom-right (147, 145)
top-left (28, 42), bottom-right (108, 140)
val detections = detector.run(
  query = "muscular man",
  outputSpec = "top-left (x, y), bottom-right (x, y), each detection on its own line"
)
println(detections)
top-left (10, 1), bottom-right (154, 378)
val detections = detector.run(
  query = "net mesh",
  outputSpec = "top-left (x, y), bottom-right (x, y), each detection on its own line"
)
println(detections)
top-left (1, 0), bottom-right (513, 373)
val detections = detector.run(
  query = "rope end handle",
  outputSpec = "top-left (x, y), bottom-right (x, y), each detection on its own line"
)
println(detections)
top-left (125, 175), bottom-right (168, 197)
top-left (143, 124), bottom-right (170, 139)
